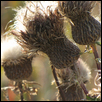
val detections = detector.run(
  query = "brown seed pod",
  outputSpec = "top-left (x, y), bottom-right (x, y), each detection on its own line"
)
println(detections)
top-left (58, 1), bottom-right (101, 45)
top-left (1, 36), bottom-right (33, 81)
top-left (2, 56), bottom-right (32, 82)
top-left (11, 1), bottom-right (81, 69)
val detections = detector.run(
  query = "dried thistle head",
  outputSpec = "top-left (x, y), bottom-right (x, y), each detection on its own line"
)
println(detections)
top-left (56, 58), bottom-right (91, 86)
top-left (56, 67), bottom-right (85, 101)
top-left (56, 58), bottom-right (91, 101)
top-left (11, 1), bottom-right (81, 69)
top-left (58, 1), bottom-right (94, 20)
top-left (57, 84), bottom-right (84, 101)
top-left (11, 2), bottom-right (64, 52)
top-left (1, 36), bottom-right (33, 81)
top-left (58, 1), bottom-right (101, 45)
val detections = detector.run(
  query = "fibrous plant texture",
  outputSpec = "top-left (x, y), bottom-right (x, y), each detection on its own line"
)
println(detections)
top-left (1, 36), bottom-right (33, 81)
top-left (56, 58), bottom-right (91, 101)
top-left (58, 1), bottom-right (101, 45)
top-left (11, 1), bottom-right (81, 69)
top-left (2, 1), bottom-right (97, 101)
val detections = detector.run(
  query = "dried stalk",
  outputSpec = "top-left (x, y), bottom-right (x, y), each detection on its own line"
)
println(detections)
top-left (51, 65), bottom-right (66, 101)
top-left (91, 44), bottom-right (101, 82)
top-left (80, 82), bottom-right (88, 95)
top-left (91, 44), bottom-right (101, 70)
top-left (18, 81), bottom-right (24, 101)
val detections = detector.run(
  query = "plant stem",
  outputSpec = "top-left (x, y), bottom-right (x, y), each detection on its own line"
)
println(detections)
top-left (18, 81), bottom-right (24, 101)
top-left (91, 44), bottom-right (101, 81)
top-left (51, 65), bottom-right (66, 101)
top-left (80, 82), bottom-right (88, 95)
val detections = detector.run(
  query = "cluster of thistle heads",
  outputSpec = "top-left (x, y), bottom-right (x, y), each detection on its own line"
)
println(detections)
top-left (1, 1), bottom-right (101, 100)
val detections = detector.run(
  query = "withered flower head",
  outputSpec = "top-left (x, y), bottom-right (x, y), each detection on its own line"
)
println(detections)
top-left (58, 1), bottom-right (101, 45)
top-left (11, 1), bottom-right (80, 69)
top-left (56, 58), bottom-right (91, 101)
top-left (58, 1), bottom-right (94, 20)
top-left (56, 58), bottom-right (91, 86)
top-left (1, 36), bottom-right (33, 81)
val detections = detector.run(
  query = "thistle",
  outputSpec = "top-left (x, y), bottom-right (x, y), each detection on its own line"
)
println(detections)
top-left (56, 58), bottom-right (91, 101)
top-left (1, 36), bottom-right (33, 81)
top-left (58, 1), bottom-right (101, 45)
top-left (58, 1), bottom-right (101, 84)
top-left (11, 1), bottom-right (81, 69)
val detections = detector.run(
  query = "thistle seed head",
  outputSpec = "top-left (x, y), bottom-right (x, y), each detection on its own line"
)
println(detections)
top-left (1, 36), bottom-right (33, 81)
top-left (11, 1), bottom-right (81, 69)
top-left (58, 1), bottom-right (101, 45)
top-left (56, 58), bottom-right (91, 86)
top-left (71, 15), bottom-right (101, 45)
top-left (45, 38), bottom-right (80, 69)
top-left (58, 1), bottom-right (94, 20)
top-left (11, 1), bottom-right (64, 52)
top-left (2, 56), bottom-right (32, 82)
top-left (56, 58), bottom-right (91, 100)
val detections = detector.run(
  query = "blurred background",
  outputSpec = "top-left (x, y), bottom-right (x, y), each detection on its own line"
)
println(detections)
top-left (1, 1), bottom-right (101, 101)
